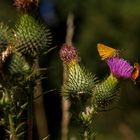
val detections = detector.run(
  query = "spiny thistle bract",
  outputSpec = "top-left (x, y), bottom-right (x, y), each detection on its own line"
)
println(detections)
top-left (60, 44), bottom-right (97, 99)
top-left (62, 63), bottom-right (97, 99)
top-left (4, 53), bottom-right (30, 76)
top-left (93, 73), bottom-right (119, 109)
top-left (14, 13), bottom-right (52, 57)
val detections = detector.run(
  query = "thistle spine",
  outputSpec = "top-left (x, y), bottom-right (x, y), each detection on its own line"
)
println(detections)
top-left (93, 73), bottom-right (119, 109)
top-left (14, 13), bottom-right (52, 57)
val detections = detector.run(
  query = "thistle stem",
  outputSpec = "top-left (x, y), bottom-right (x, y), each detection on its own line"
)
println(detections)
top-left (34, 58), bottom-right (49, 140)
top-left (9, 113), bottom-right (17, 140)
top-left (84, 130), bottom-right (88, 140)
top-left (61, 97), bottom-right (70, 140)
top-left (6, 90), bottom-right (17, 140)
top-left (61, 13), bottom-right (74, 140)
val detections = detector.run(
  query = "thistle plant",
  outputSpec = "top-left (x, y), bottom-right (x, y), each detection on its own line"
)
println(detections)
top-left (60, 21), bottom-right (134, 139)
top-left (0, 23), bottom-right (31, 140)
top-left (0, 0), bottom-right (52, 139)
top-left (0, 1), bottom-right (138, 140)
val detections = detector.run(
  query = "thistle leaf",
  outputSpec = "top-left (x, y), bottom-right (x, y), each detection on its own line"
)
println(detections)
top-left (16, 122), bottom-right (26, 132)
top-left (17, 131), bottom-right (26, 139)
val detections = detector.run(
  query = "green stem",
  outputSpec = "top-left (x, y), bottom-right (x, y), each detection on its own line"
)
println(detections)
top-left (6, 89), bottom-right (17, 140)
top-left (80, 106), bottom-right (96, 140)
top-left (84, 130), bottom-right (88, 140)
top-left (9, 114), bottom-right (17, 140)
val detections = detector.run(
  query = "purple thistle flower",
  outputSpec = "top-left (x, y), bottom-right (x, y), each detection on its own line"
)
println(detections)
top-left (106, 57), bottom-right (133, 78)
top-left (60, 44), bottom-right (78, 63)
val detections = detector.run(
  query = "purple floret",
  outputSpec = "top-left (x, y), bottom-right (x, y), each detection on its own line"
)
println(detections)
top-left (106, 57), bottom-right (133, 78)
top-left (60, 44), bottom-right (78, 63)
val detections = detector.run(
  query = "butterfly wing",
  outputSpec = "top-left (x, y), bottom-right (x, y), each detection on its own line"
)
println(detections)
top-left (131, 63), bottom-right (140, 84)
top-left (97, 43), bottom-right (119, 60)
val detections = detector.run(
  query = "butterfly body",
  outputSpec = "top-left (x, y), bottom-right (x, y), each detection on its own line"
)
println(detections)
top-left (131, 63), bottom-right (140, 84)
top-left (97, 43), bottom-right (119, 60)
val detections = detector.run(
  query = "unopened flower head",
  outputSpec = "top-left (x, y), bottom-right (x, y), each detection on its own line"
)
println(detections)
top-left (60, 44), bottom-right (78, 63)
top-left (106, 57), bottom-right (133, 78)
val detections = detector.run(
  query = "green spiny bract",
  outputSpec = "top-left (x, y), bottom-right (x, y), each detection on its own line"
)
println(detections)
top-left (4, 53), bottom-right (30, 76)
top-left (62, 61), bottom-right (97, 100)
top-left (13, 13), bottom-right (52, 57)
top-left (93, 73), bottom-right (119, 110)
top-left (0, 23), bottom-right (12, 52)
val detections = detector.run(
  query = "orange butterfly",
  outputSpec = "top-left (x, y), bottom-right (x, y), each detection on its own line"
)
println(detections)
top-left (131, 63), bottom-right (140, 84)
top-left (97, 43), bottom-right (119, 60)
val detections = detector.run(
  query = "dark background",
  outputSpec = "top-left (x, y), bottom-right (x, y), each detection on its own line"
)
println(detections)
top-left (1, 0), bottom-right (140, 140)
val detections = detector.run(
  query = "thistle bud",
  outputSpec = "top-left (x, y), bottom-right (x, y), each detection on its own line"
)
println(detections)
top-left (93, 73), bottom-right (119, 109)
top-left (14, 13), bottom-right (51, 57)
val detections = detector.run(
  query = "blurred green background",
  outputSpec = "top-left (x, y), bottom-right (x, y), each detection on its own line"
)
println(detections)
top-left (1, 0), bottom-right (140, 140)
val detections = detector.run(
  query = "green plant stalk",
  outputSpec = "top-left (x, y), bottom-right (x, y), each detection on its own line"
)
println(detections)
top-left (9, 114), bottom-right (17, 140)
top-left (80, 106), bottom-right (96, 140)
top-left (7, 89), bottom-right (17, 140)
top-left (84, 131), bottom-right (88, 140)
top-left (5, 89), bottom-right (17, 140)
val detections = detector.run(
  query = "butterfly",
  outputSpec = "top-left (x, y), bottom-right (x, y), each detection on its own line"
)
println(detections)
top-left (97, 43), bottom-right (119, 60)
top-left (131, 63), bottom-right (140, 84)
